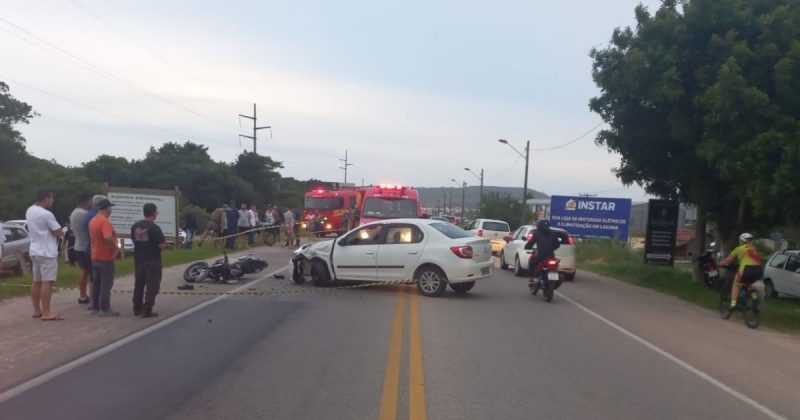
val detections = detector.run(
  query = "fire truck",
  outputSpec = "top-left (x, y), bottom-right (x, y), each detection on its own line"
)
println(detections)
top-left (358, 184), bottom-right (421, 225)
top-left (302, 187), bottom-right (364, 236)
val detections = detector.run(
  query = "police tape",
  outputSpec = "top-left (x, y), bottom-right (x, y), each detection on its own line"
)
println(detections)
top-left (197, 221), bottom-right (345, 243)
top-left (0, 279), bottom-right (417, 297)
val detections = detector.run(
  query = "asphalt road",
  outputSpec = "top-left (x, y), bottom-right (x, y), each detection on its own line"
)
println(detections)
top-left (2, 262), bottom-right (799, 420)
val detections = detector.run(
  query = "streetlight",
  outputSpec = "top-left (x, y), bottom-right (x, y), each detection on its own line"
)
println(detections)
top-left (465, 167), bottom-right (484, 215)
top-left (498, 139), bottom-right (530, 226)
top-left (451, 178), bottom-right (466, 222)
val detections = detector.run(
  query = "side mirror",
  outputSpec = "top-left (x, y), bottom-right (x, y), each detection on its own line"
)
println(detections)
top-left (337, 238), bottom-right (348, 246)
top-left (503, 236), bottom-right (512, 243)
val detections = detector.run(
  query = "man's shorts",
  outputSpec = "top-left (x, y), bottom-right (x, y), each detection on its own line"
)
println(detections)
top-left (736, 265), bottom-right (763, 285)
top-left (74, 251), bottom-right (91, 270)
top-left (31, 256), bottom-right (58, 282)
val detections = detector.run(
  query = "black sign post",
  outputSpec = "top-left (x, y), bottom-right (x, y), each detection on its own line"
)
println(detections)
top-left (644, 200), bottom-right (679, 266)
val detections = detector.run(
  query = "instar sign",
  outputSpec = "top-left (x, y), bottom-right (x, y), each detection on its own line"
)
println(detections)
top-left (549, 195), bottom-right (632, 241)
top-left (106, 187), bottom-right (179, 240)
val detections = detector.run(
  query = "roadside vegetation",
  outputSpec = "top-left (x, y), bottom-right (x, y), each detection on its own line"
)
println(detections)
top-left (577, 240), bottom-right (800, 334)
top-left (0, 245), bottom-right (246, 301)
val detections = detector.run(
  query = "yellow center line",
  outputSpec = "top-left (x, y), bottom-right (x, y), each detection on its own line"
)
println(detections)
top-left (378, 289), bottom-right (406, 420)
top-left (408, 290), bottom-right (427, 420)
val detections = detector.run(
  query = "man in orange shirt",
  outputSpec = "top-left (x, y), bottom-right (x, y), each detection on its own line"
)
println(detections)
top-left (89, 199), bottom-right (120, 316)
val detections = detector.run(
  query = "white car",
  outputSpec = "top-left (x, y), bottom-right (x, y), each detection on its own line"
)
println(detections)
top-left (499, 225), bottom-right (577, 280)
top-left (466, 218), bottom-right (511, 255)
top-left (763, 251), bottom-right (800, 298)
top-left (290, 218), bottom-right (494, 297)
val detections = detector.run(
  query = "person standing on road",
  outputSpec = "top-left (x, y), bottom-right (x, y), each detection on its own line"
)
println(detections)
top-left (131, 203), bottom-right (166, 318)
top-left (63, 221), bottom-right (76, 266)
top-left (70, 194), bottom-right (93, 305)
top-left (248, 204), bottom-right (259, 246)
top-left (183, 210), bottom-right (198, 249)
top-left (26, 188), bottom-right (64, 321)
top-left (225, 201), bottom-right (239, 250)
top-left (0, 220), bottom-right (5, 275)
top-left (89, 199), bottom-right (120, 317)
top-left (283, 207), bottom-right (296, 247)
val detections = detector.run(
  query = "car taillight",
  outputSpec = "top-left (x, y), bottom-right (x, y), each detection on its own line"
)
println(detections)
top-left (565, 235), bottom-right (574, 245)
top-left (450, 246), bottom-right (473, 259)
top-left (477, 229), bottom-right (483, 237)
top-left (527, 232), bottom-right (534, 240)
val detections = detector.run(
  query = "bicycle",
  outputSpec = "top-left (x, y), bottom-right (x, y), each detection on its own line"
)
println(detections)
top-left (718, 265), bottom-right (762, 329)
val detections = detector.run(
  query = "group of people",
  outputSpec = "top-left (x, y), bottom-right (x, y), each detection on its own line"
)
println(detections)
top-left (200, 201), bottom-right (301, 248)
top-left (26, 188), bottom-right (166, 320)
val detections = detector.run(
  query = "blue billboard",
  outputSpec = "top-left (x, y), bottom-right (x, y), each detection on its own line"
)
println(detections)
top-left (549, 195), bottom-right (632, 241)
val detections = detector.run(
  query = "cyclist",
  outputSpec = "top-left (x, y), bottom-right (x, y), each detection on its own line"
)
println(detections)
top-left (719, 233), bottom-right (763, 308)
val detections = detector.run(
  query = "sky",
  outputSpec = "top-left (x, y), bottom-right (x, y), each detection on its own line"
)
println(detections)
top-left (0, 0), bottom-right (663, 202)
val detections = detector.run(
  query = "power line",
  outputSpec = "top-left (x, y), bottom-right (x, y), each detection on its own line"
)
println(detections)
top-left (530, 122), bottom-right (604, 151)
top-left (1, 75), bottom-right (235, 148)
top-left (0, 16), bottom-right (230, 128)
top-left (68, 0), bottom-right (209, 84)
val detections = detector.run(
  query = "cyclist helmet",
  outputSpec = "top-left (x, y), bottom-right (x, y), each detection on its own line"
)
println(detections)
top-left (738, 233), bottom-right (754, 243)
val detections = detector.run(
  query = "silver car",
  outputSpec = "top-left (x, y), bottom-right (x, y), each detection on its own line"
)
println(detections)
top-left (2, 223), bottom-right (31, 275)
top-left (763, 251), bottom-right (800, 298)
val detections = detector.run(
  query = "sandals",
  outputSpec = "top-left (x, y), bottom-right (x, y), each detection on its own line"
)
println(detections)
top-left (41, 315), bottom-right (65, 321)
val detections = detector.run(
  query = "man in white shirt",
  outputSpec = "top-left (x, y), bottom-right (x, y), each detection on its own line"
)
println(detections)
top-left (26, 188), bottom-right (64, 321)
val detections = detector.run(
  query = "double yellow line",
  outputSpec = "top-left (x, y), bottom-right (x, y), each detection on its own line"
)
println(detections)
top-left (379, 288), bottom-right (426, 420)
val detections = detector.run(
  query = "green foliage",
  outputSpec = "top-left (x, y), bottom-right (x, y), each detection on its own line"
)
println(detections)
top-left (589, 0), bottom-right (800, 242)
top-left (476, 192), bottom-right (533, 230)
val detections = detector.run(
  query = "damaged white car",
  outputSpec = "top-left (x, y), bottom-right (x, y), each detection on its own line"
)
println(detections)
top-left (290, 219), bottom-right (494, 297)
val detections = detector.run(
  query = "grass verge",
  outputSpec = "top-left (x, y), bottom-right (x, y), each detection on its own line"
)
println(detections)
top-left (0, 245), bottom-right (236, 301)
top-left (577, 240), bottom-right (800, 334)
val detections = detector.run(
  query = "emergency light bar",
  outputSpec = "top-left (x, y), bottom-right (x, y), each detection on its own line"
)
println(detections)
top-left (378, 184), bottom-right (405, 190)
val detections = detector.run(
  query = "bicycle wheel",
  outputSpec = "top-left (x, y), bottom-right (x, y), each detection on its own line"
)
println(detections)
top-left (719, 287), bottom-right (733, 320)
top-left (743, 289), bottom-right (762, 329)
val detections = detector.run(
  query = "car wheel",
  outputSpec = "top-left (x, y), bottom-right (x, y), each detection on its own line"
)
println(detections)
top-left (449, 281), bottom-right (475, 294)
top-left (500, 251), bottom-right (509, 270)
top-left (564, 272), bottom-right (576, 281)
top-left (764, 279), bottom-right (778, 299)
top-left (416, 266), bottom-right (448, 297)
top-left (513, 256), bottom-right (525, 277)
top-left (311, 260), bottom-right (331, 287)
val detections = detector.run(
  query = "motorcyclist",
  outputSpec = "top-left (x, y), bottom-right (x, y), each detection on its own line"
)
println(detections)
top-left (719, 233), bottom-right (763, 308)
top-left (524, 219), bottom-right (561, 281)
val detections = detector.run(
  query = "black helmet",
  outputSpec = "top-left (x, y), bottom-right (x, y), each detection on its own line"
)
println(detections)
top-left (536, 219), bottom-right (551, 234)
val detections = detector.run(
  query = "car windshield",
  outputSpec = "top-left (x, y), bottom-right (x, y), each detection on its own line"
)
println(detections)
top-left (362, 198), bottom-right (417, 218)
top-left (305, 197), bottom-right (343, 210)
top-left (429, 222), bottom-right (472, 239)
top-left (483, 221), bottom-right (510, 232)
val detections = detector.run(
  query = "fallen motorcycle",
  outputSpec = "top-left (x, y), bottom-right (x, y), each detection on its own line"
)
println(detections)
top-left (182, 253), bottom-right (268, 284)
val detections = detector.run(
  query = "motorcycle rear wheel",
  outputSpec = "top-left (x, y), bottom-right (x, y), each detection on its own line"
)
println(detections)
top-left (543, 279), bottom-right (554, 302)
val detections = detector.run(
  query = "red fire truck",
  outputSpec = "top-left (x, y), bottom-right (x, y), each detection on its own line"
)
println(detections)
top-left (358, 184), bottom-right (421, 225)
top-left (302, 188), bottom-right (364, 236)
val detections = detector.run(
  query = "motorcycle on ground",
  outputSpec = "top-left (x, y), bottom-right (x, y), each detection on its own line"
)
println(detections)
top-left (529, 253), bottom-right (562, 302)
top-left (183, 253), bottom-right (268, 284)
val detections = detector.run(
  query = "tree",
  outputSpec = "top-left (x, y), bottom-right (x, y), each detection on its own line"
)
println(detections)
top-left (233, 151), bottom-right (283, 203)
top-left (589, 0), bottom-right (800, 254)
top-left (82, 155), bottom-right (135, 187)
top-left (478, 192), bottom-right (533, 231)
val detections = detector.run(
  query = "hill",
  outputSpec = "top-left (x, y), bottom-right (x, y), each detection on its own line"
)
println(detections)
top-left (416, 186), bottom-right (548, 211)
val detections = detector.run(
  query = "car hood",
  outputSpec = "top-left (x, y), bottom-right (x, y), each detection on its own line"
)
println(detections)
top-left (294, 239), bottom-right (334, 259)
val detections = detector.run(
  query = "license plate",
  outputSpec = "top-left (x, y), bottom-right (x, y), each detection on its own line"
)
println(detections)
top-left (708, 270), bottom-right (718, 277)
top-left (481, 267), bottom-right (490, 275)
top-left (547, 272), bottom-right (560, 281)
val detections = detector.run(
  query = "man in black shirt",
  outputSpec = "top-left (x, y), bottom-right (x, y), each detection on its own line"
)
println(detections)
top-left (131, 203), bottom-right (167, 318)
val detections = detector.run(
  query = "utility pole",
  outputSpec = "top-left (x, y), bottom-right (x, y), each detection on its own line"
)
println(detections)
top-left (461, 181), bottom-right (466, 221)
top-left (522, 140), bottom-right (530, 226)
top-left (339, 150), bottom-right (353, 184)
top-left (238, 103), bottom-right (271, 154)
top-left (449, 189), bottom-right (453, 215)
top-left (465, 167), bottom-right (484, 214)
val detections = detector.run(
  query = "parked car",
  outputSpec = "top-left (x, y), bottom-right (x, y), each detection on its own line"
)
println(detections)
top-left (5, 219), bottom-right (28, 231)
top-left (117, 238), bottom-right (135, 253)
top-left (499, 225), bottom-right (577, 280)
top-left (763, 250), bottom-right (800, 298)
top-left (290, 218), bottom-right (494, 297)
top-left (2, 223), bottom-right (31, 274)
top-left (466, 218), bottom-right (511, 255)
